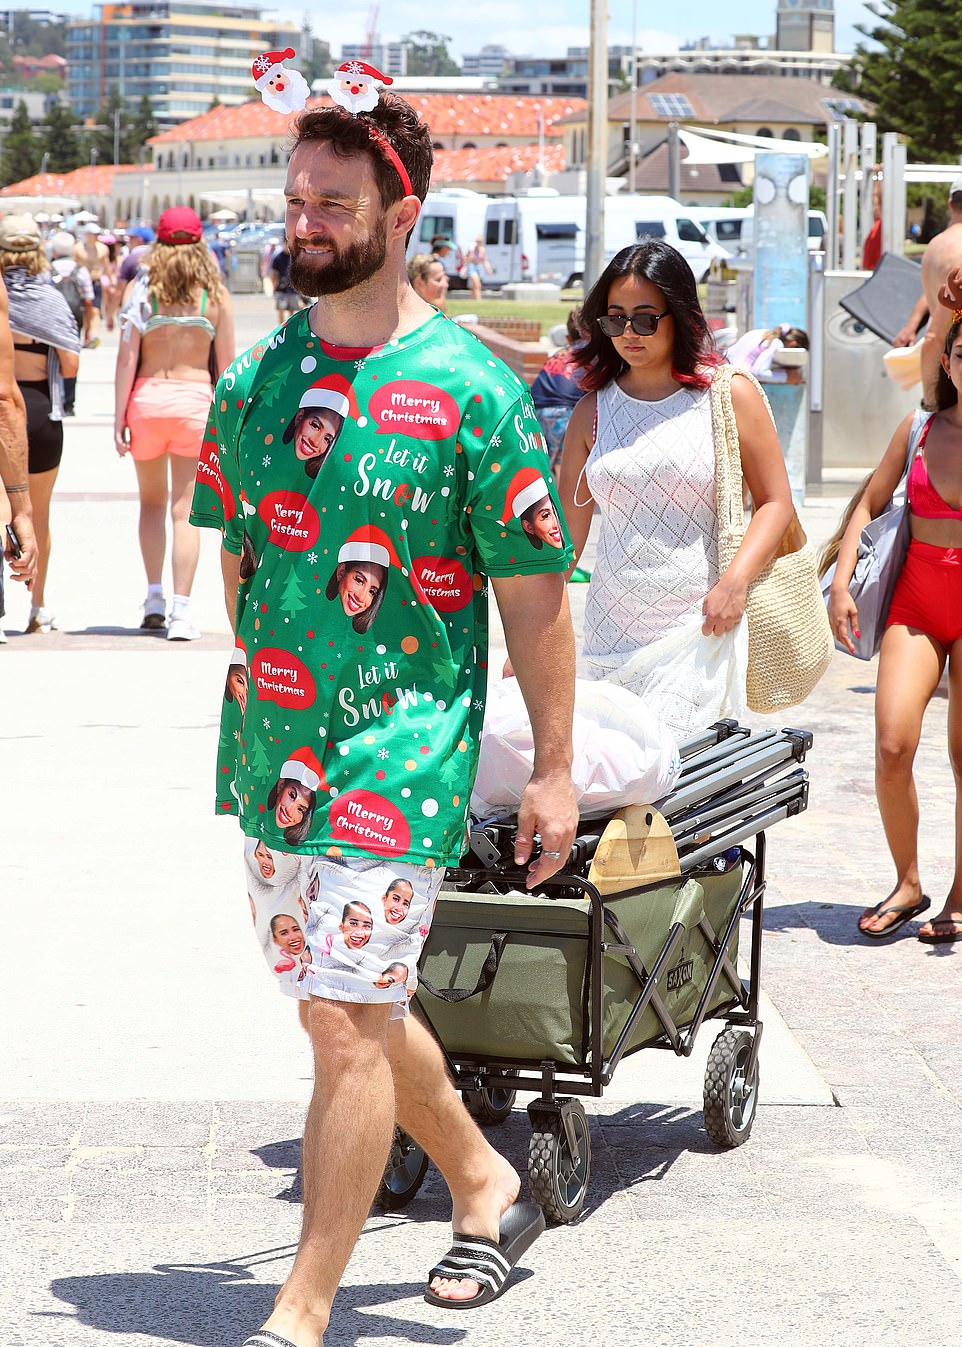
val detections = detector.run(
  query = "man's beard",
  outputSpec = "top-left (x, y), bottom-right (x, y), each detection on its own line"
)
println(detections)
top-left (289, 218), bottom-right (388, 296)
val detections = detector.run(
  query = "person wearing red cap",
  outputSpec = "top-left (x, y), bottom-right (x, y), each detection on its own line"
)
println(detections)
top-left (191, 88), bottom-right (579, 1346)
top-left (116, 205), bottom-right (235, 640)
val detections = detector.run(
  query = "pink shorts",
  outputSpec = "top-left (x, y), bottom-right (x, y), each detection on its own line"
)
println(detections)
top-left (125, 377), bottom-right (213, 461)
top-left (243, 840), bottom-right (446, 1019)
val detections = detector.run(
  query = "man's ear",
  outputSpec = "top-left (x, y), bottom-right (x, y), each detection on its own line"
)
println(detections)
top-left (392, 194), bottom-right (421, 242)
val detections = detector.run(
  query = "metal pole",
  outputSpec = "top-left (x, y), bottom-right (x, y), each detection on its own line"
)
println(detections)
top-left (584, 0), bottom-right (607, 290)
top-left (826, 120), bottom-right (840, 271)
top-left (841, 118), bottom-right (858, 270)
top-left (628, 0), bottom-right (637, 194)
top-left (859, 121), bottom-right (877, 257)
top-left (668, 121), bottom-right (680, 200)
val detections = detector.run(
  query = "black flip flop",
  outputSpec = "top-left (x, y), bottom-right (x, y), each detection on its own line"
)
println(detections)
top-left (918, 918), bottom-right (962, 944)
top-left (241, 1332), bottom-right (298, 1347)
top-left (858, 895), bottom-right (931, 939)
top-left (424, 1199), bottom-right (546, 1309)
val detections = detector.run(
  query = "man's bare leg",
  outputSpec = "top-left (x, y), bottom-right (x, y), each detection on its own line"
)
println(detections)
top-left (388, 1012), bottom-right (522, 1302)
top-left (257, 997), bottom-right (394, 1347)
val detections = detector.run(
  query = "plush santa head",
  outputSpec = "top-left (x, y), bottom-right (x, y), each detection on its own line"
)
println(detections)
top-left (252, 47), bottom-right (310, 113)
top-left (330, 59), bottom-right (393, 115)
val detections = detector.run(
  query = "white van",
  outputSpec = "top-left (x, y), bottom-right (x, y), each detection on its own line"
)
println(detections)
top-left (482, 192), bottom-right (585, 289)
top-left (407, 188), bottom-right (490, 286)
top-left (601, 195), bottom-right (729, 283)
top-left (691, 205), bottom-right (828, 258)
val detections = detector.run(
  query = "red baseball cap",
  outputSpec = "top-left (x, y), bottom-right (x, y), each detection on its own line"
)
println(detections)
top-left (156, 206), bottom-right (202, 244)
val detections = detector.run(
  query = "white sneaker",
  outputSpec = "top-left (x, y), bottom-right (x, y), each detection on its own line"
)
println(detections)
top-left (141, 593), bottom-right (166, 630)
top-left (166, 615), bottom-right (201, 641)
top-left (26, 606), bottom-right (56, 633)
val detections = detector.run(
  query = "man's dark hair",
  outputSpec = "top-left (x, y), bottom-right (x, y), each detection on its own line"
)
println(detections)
top-left (290, 95), bottom-right (433, 209)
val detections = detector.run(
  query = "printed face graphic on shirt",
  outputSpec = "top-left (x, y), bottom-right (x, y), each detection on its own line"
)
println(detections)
top-left (326, 561), bottom-right (387, 634)
top-left (271, 912), bottom-right (305, 956)
top-left (340, 901), bottom-right (374, 949)
top-left (521, 495), bottom-right (564, 550)
top-left (225, 663), bottom-right (249, 715)
top-left (284, 407), bottom-right (343, 479)
top-left (268, 778), bottom-right (316, 844)
top-left (382, 879), bottom-right (414, 924)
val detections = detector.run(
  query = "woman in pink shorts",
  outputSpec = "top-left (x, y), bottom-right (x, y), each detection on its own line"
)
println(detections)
top-left (114, 206), bottom-right (234, 640)
top-left (829, 316), bottom-right (962, 944)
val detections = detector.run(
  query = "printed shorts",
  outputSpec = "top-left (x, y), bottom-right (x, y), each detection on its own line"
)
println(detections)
top-left (126, 377), bottom-right (213, 461)
top-left (242, 838), bottom-right (445, 1019)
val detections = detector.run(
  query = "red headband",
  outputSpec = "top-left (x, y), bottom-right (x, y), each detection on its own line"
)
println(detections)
top-left (363, 123), bottom-right (413, 197)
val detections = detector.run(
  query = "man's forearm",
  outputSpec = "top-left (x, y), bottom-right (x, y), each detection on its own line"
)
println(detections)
top-left (495, 572), bottom-right (575, 775)
top-left (0, 390), bottom-right (29, 500)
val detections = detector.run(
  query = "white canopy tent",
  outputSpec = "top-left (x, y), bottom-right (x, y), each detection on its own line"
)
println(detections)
top-left (678, 125), bottom-right (828, 165)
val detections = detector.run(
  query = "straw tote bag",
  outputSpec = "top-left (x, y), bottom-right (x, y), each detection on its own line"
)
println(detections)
top-left (710, 363), bottom-right (833, 714)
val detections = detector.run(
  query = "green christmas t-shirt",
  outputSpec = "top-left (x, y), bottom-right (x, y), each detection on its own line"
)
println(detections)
top-left (190, 308), bottom-right (573, 865)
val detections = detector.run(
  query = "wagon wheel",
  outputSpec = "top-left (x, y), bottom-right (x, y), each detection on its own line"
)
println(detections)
top-left (703, 1026), bottom-right (759, 1148)
top-left (528, 1100), bottom-right (591, 1224)
top-left (378, 1126), bottom-right (428, 1209)
top-left (462, 1070), bottom-right (518, 1126)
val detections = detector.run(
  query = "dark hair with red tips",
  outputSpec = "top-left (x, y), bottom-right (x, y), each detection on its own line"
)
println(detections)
top-left (573, 240), bottom-right (721, 393)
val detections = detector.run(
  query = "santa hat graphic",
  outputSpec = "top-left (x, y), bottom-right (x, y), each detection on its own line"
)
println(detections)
top-left (333, 59), bottom-right (393, 89)
top-left (229, 637), bottom-right (247, 667)
top-left (283, 374), bottom-right (360, 442)
top-left (279, 745), bottom-right (328, 794)
top-left (337, 524), bottom-right (403, 572)
top-left (499, 467), bottom-right (550, 526)
top-left (252, 48), bottom-right (295, 90)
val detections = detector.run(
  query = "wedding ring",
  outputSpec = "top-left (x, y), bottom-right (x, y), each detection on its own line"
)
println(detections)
top-left (541, 850), bottom-right (563, 858)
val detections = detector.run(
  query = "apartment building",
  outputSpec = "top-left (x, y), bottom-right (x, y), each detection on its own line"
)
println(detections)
top-left (66, 0), bottom-right (299, 128)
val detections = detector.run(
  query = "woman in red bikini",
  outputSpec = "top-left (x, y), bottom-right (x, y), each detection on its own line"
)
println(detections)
top-left (829, 317), bottom-right (962, 943)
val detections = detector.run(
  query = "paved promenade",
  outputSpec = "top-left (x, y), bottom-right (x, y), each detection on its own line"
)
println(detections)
top-left (3, 296), bottom-right (962, 1346)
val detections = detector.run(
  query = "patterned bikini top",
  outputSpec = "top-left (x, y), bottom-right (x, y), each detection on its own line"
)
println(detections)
top-left (907, 416), bottom-right (962, 519)
top-left (143, 289), bottom-right (215, 341)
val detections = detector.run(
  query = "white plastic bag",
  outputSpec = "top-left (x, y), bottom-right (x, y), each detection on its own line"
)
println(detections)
top-left (583, 613), bottom-right (748, 743)
top-left (471, 677), bottom-right (682, 821)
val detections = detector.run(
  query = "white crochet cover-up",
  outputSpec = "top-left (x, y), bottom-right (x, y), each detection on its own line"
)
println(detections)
top-left (582, 379), bottom-right (719, 668)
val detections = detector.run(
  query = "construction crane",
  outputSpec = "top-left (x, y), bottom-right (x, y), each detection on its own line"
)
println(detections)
top-left (361, 3), bottom-right (379, 60)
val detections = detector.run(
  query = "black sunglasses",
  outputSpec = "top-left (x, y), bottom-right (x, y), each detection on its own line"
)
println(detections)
top-left (597, 310), bottom-right (671, 338)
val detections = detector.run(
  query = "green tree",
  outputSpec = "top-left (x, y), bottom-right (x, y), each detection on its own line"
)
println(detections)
top-left (129, 94), bottom-right (158, 158)
top-left (836, 0), bottom-right (962, 161)
top-left (300, 17), bottom-right (332, 83)
top-left (40, 99), bottom-right (81, 172)
top-left (404, 30), bottom-right (459, 77)
top-left (279, 569), bottom-right (307, 618)
top-left (0, 98), bottom-right (40, 185)
top-left (248, 734), bottom-right (273, 782)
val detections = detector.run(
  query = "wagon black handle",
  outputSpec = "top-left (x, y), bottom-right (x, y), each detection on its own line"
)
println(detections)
top-left (417, 930), bottom-right (508, 1001)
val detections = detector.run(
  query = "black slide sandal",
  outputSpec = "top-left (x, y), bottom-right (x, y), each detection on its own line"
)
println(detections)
top-left (424, 1200), bottom-right (546, 1309)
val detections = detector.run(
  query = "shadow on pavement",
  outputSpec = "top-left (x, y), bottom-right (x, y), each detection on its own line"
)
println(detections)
top-left (47, 1255), bottom-right (468, 1346)
top-left (763, 899), bottom-right (960, 952)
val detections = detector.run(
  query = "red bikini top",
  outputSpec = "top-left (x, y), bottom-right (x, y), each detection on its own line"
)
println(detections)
top-left (907, 417), bottom-right (962, 519)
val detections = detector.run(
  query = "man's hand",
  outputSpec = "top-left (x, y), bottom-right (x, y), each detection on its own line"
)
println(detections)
top-left (6, 509), bottom-right (37, 585)
top-left (513, 767), bottom-right (579, 890)
top-left (891, 324), bottom-right (917, 348)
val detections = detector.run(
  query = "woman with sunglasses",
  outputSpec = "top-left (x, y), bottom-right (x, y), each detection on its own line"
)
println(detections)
top-left (557, 240), bottom-right (793, 733)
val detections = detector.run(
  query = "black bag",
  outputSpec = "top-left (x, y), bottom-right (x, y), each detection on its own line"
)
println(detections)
top-left (52, 268), bottom-right (84, 336)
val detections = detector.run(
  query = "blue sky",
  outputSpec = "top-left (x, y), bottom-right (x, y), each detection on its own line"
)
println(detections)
top-left (51, 1), bottom-right (876, 62)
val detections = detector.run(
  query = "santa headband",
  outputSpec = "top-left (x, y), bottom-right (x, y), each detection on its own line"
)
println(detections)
top-left (329, 60), bottom-right (413, 198)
